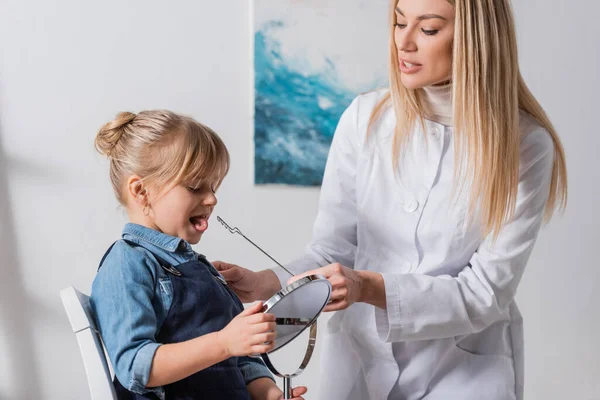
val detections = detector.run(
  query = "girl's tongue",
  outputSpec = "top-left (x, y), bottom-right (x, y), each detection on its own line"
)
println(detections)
top-left (190, 216), bottom-right (208, 232)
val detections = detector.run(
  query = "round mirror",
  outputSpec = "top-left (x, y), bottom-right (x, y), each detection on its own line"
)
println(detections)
top-left (261, 274), bottom-right (331, 353)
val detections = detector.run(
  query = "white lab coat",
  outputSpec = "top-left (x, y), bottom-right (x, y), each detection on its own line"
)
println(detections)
top-left (275, 90), bottom-right (554, 400)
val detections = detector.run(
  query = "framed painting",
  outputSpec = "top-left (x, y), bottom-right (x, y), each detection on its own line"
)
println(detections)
top-left (253, 0), bottom-right (388, 185)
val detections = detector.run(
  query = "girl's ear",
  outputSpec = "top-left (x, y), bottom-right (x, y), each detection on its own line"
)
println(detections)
top-left (127, 175), bottom-right (147, 206)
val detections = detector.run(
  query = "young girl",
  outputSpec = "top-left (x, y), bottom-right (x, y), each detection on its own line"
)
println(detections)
top-left (90, 110), bottom-right (307, 400)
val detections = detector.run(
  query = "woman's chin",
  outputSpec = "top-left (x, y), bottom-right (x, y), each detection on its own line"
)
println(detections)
top-left (401, 77), bottom-right (427, 90)
top-left (400, 74), bottom-right (444, 90)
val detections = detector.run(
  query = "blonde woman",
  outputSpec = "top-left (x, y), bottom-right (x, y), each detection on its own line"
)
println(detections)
top-left (214, 0), bottom-right (567, 398)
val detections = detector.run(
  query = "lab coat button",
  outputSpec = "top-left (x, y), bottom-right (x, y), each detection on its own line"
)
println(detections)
top-left (431, 128), bottom-right (441, 139)
top-left (404, 200), bottom-right (419, 213)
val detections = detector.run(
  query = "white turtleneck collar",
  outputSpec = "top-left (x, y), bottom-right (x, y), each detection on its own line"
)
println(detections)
top-left (421, 82), bottom-right (453, 127)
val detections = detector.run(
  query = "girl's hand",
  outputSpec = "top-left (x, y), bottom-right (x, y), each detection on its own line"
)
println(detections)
top-left (275, 386), bottom-right (308, 400)
top-left (218, 301), bottom-right (276, 357)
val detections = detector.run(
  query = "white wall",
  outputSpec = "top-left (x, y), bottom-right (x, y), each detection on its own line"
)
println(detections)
top-left (0, 1), bottom-right (598, 399)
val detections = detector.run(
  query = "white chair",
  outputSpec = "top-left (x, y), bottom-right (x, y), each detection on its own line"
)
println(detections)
top-left (60, 286), bottom-right (117, 400)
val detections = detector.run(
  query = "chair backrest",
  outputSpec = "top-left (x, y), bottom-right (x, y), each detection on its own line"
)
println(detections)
top-left (60, 286), bottom-right (117, 400)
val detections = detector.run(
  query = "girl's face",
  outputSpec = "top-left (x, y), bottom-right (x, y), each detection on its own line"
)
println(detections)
top-left (394, 0), bottom-right (455, 89)
top-left (144, 180), bottom-right (218, 244)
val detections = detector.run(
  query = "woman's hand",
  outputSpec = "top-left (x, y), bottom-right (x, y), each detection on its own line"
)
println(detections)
top-left (289, 263), bottom-right (362, 311)
top-left (289, 263), bottom-right (386, 311)
top-left (217, 301), bottom-right (276, 357)
top-left (212, 261), bottom-right (281, 302)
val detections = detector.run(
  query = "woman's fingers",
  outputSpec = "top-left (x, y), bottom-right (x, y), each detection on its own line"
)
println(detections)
top-left (287, 263), bottom-right (346, 284)
top-left (219, 268), bottom-right (239, 280)
top-left (211, 260), bottom-right (228, 271)
top-left (330, 286), bottom-right (349, 300)
top-left (323, 299), bottom-right (349, 312)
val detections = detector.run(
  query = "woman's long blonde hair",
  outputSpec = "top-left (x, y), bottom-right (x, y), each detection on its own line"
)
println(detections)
top-left (369, 0), bottom-right (567, 238)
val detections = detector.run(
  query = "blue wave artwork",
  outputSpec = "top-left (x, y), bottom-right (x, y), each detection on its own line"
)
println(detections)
top-left (254, 22), bottom-right (355, 186)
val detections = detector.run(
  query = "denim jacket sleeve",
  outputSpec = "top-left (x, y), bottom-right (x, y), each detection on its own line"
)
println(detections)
top-left (237, 356), bottom-right (275, 385)
top-left (90, 241), bottom-right (165, 398)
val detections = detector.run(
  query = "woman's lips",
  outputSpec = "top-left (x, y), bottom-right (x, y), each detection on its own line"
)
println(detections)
top-left (399, 59), bottom-right (423, 74)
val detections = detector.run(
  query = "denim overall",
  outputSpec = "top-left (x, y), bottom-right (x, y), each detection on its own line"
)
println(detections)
top-left (98, 239), bottom-right (251, 400)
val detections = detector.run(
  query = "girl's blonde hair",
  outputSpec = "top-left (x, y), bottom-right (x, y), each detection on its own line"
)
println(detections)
top-left (95, 110), bottom-right (230, 205)
top-left (369, 0), bottom-right (567, 238)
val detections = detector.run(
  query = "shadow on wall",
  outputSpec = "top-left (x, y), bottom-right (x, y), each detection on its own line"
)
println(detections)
top-left (0, 120), bottom-right (43, 398)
